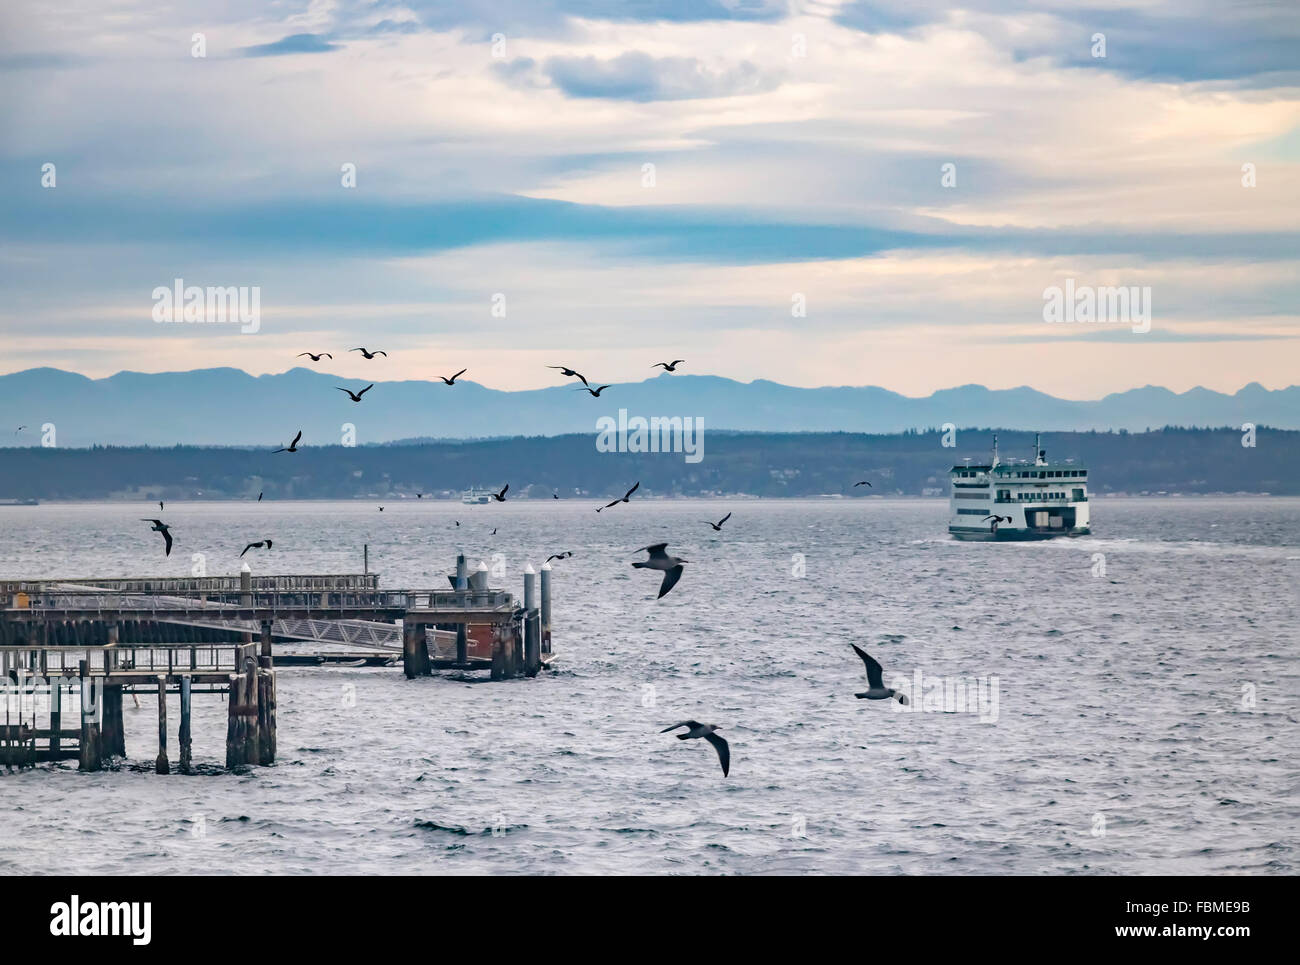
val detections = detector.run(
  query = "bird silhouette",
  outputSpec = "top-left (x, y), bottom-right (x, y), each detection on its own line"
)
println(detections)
top-left (298, 352), bottom-right (332, 361)
top-left (336, 384), bottom-right (374, 402)
top-left (851, 645), bottom-right (909, 704)
top-left (14, 425), bottom-right (27, 434)
top-left (983, 514), bottom-right (1013, 534)
top-left (653, 360), bottom-right (685, 372)
top-left (547, 365), bottom-right (589, 387)
top-left (597, 481), bottom-right (639, 512)
top-left (141, 519), bottom-right (173, 556)
top-left (257, 492), bottom-right (263, 501)
top-left (351, 347), bottom-right (387, 359)
top-left (632, 543), bottom-right (687, 598)
top-left (854, 480), bottom-right (873, 488)
top-left (545, 551), bottom-right (573, 563)
top-left (492, 483), bottom-right (509, 502)
top-left (274, 430), bottom-right (302, 453)
top-left (158, 500), bottom-right (164, 511)
top-left (552, 493), bottom-right (559, 499)
top-left (704, 512), bottom-right (732, 532)
top-left (438, 368), bottom-right (467, 385)
top-left (660, 721), bottom-right (728, 776)
top-left (577, 384), bottom-right (611, 397)
top-left (240, 539), bottom-right (273, 558)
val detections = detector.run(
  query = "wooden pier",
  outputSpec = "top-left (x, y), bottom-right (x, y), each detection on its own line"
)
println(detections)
top-left (0, 556), bottom-right (554, 772)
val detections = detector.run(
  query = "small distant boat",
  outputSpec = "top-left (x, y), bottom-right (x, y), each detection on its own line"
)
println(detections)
top-left (0, 498), bottom-right (38, 506)
top-left (461, 487), bottom-right (494, 505)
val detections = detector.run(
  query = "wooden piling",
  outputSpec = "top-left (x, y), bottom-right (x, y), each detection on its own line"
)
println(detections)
top-left (402, 621), bottom-right (431, 678)
top-left (102, 683), bottom-right (125, 758)
top-left (225, 673), bottom-right (241, 769)
top-left (77, 660), bottom-right (101, 772)
top-left (155, 676), bottom-right (169, 774)
top-left (179, 675), bottom-right (192, 774)
top-left (455, 554), bottom-right (469, 665)
top-left (257, 657), bottom-right (276, 765)
top-left (260, 619), bottom-right (273, 659)
top-left (49, 678), bottom-right (61, 759)
top-left (241, 657), bottom-right (259, 765)
top-left (490, 622), bottom-right (508, 681)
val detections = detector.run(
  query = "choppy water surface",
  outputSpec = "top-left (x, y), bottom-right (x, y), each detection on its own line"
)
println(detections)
top-left (1, 497), bottom-right (1296, 875)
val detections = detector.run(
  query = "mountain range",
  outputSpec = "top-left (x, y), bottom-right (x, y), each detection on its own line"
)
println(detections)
top-left (0, 368), bottom-right (1296, 447)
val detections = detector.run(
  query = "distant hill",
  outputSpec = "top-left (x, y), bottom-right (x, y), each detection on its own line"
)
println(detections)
top-left (0, 428), bottom-right (1293, 500)
top-left (0, 368), bottom-right (1296, 447)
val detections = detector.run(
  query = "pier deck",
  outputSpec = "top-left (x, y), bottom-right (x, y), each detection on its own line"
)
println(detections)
top-left (0, 558), bottom-right (555, 773)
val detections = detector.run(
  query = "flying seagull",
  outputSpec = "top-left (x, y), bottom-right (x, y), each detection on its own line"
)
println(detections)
top-left (257, 492), bottom-right (263, 501)
top-left (141, 519), bottom-right (173, 556)
top-left (632, 543), bottom-right (687, 599)
top-left (851, 644), bottom-right (909, 704)
top-left (577, 384), bottom-right (612, 397)
top-left (652, 360), bottom-right (685, 372)
top-left (351, 347), bottom-right (387, 359)
top-left (704, 512), bottom-right (732, 532)
top-left (240, 539), bottom-right (273, 558)
top-left (854, 480), bottom-right (873, 488)
top-left (660, 721), bottom-right (729, 777)
top-left (274, 430), bottom-right (302, 453)
top-left (416, 493), bottom-right (423, 499)
top-left (438, 368), bottom-right (467, 385)
top-left (158, 500), bottom-right (164, 511)
top-left (492, 483), bottom-right (509, 502)
top-left (552, 493), bottom-right (559, 499)
top-left (545, 551), bottom-right (573, 563)
top-left (983, 514), bottom-right (1013, 534)
top-left (14, 425), bottom-right (26, 434)
top-left (336, 384), bottom-right (374, 402)
top-left (378, 506), bottom-right (384, 512)
top-left (491, 527), bottom-right (497, 535)
top-left (298, 352), bottom-right (332, 361)
top-left (597, 481), bottom-right (639, 512)
top-left (547, 365), bottom-right (589, 387)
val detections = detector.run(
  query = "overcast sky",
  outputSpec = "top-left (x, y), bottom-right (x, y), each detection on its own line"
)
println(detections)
top-left (1, 0), bottom-right (1296, 397)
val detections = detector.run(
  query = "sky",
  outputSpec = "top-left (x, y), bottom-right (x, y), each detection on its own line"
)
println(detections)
top-left (0, 0), bottom-right (1297, 398)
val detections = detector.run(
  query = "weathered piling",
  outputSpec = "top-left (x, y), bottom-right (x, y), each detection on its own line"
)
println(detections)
top-left (178, 675), bottom-right (192, 774)
top-left (540, 562), bottom-right (552, 655)
top-left (102, 683), bottom-right (124, 758)
top-left (402, 620), bottom-right (431, 678)
top-left (455, 553), bottom-right (469, 665)
top-left (77, 660), bottom-right (101, 772)
top-left (523, 565), bottom-right (541, 677)
top-left (155, 675), bottom-right (169, 774)
top-left (241, 657), bottom-right (259, 765)
top-left (225, 673), bottom-right (242, 769)
top-left (490, 622), bottom-right (509, 681)
top-left (49, 679), bottom-right (61, 759)
top-left (257, 657), bottom-right (276, 765)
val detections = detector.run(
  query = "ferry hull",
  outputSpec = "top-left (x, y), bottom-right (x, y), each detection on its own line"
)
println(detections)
top-left (949, 526), bottom-right (1091, 542)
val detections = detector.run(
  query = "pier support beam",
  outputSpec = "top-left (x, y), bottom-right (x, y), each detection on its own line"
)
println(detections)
top-left (179, 676), bottom-right (192, 774)
top-left (77, 660), bottom-right (102, 772)
top-left (225, 673), bottom-right (242, 769)
top-left (402, 621), bottom-right (431, 678)
top-left (241, 657), bottom-right (259, 765)
top-left (49, 679), bottom-right (61, 760)
top-left (257, 657), bottom-right (276, 765)
top-left (490, 622), bottom-right (510, 681)
top-left (523, 565), bottom-right (541, 677)
top-left (539, 562), bottom-right (552, 655)
top-left (155, 676), bottom-right (169, 774)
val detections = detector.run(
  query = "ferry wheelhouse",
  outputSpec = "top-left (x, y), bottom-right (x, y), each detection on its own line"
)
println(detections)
top-left (461, 487), bottom-right (495, 505)
top-left (948, 434), bottom-right (1091, 541)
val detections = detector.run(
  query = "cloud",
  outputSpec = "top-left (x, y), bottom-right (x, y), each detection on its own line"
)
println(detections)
top-left (238, 33), bottom-right (342, 58)
top-left (539, 51), bottom-right (782, 101)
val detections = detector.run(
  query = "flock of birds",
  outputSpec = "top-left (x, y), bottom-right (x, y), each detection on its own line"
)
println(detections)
top-left (128, 350), bottom-right (920, 780)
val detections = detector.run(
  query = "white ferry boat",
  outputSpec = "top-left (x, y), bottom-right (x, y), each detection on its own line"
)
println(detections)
top-left (948, 433), bottom-right (1091, 541)
top-left (461, 487), bottom-right (495, 505)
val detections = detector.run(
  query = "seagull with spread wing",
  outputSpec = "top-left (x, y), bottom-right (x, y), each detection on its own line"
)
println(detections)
top-left (597, 481), bottom-right (639, 512)
top-left (141, 519), bottom-right (173, 557)
top-left (851, 645), bottom-right (909, 704)
top-left (660, 721), bottom-right (729, 776)
top-left (632, 543), bottom-right (687, 598)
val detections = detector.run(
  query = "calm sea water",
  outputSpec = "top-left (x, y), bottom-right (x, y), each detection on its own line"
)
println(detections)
top-left (1, 497), bottom-right (1296, 875)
